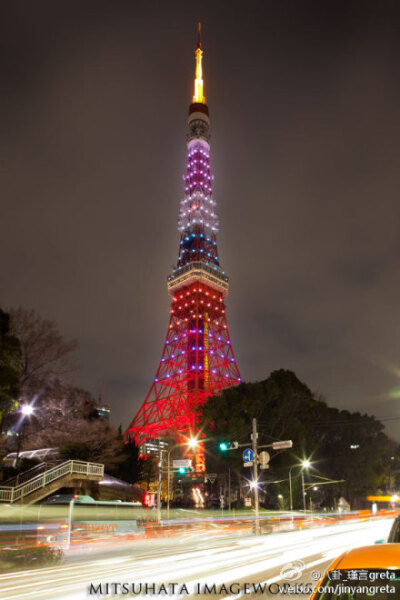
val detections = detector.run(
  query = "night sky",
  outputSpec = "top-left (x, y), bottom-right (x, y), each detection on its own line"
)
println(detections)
top-left (1, 1), bottom-right (399, 440)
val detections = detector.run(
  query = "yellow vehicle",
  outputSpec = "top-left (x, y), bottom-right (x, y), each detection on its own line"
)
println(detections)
top-left (311, 544), bottom-right (400, 599)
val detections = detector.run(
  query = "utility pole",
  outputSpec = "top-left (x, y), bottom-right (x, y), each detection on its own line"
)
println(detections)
top-left (222, 422), bottom-right (292, 536)
top-left (228, 467), bottom-right (231, 512)
top-left (252, 418), bottom-right (261, 536)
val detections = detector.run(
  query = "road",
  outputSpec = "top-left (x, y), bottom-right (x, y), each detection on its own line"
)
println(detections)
top-left (0, 517), bottom-right (393, 600)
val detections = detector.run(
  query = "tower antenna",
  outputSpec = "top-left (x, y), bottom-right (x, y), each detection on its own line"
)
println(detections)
top-left (193, 22), bottom-right (205, 103)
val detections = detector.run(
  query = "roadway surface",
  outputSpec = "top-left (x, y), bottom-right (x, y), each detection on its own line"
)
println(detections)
top-left (0, 518), bottom-right (393, 600)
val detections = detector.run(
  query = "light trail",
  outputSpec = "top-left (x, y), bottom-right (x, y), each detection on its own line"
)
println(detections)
top-left (0, 518), bottom-right (392, 600)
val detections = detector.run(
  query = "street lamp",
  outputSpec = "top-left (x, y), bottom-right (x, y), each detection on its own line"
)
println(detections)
top-left (16, 404), bottom-right (36, 467)
top-left (289, 459), bottom-right (312, 512)
top-left (167, 438), bottom-right (198, 520)
top-left (301, 460), bottom-right (311, 512)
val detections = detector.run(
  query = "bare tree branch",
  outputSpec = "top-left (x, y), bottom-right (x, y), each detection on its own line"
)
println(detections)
top-left (8, 308), bottom-right (77, 392)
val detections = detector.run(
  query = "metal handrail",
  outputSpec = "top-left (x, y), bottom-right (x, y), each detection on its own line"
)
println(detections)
top-left (1, 462), bottom-right (57, 488)
top-left (0, 460), bottom-right (104, 503)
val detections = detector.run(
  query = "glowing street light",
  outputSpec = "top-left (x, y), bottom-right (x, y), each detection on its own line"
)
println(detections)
top-left (289, 458), bottom-right (313, 512)
top-left (167, 437), bottom-right (199, 519)
top-left (301, 459), bottom-right (311, 512)
top-left (16, 404), bottom-right (36, 468)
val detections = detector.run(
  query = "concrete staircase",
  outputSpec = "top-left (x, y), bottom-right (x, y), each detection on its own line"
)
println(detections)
top-left (0, 460), bottom-right (104, 505)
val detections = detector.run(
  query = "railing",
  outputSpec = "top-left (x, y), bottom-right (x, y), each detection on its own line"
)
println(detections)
top-left (1, 462), bottom-right (57, 488)
top-left (168, 260), bottom-right (229, 283)
top-left (0, 461), bottom-right (104, 504)
top-left (167, 261), bottom-right (229, 294)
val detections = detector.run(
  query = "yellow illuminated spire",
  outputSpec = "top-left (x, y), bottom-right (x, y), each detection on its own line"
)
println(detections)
top-left (193, 22), bottom-right (206, 104)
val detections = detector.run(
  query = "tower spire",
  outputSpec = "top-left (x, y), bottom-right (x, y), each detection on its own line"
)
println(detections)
top-left (193, 22), bottom-right (205, 104)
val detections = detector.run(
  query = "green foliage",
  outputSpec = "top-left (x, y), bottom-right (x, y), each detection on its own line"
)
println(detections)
top-left (0, 309), bottom-right (23, 435)
top-left (108, 439), bottom-right (144, 484)
top-left (0, 545), bottom-right (62, 572)
top-left (200, 369), bottom-right (397, 508)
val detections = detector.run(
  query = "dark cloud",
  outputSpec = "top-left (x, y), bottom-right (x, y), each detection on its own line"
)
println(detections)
top-left (1, 1), bottom-right (399, 439)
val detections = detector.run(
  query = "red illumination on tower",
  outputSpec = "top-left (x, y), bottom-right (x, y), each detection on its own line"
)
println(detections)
top-left (124, 25), bottom-right (240, 470)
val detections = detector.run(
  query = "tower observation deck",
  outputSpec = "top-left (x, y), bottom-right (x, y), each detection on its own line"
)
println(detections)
top-left (124, 25), bottom-right (240, 471)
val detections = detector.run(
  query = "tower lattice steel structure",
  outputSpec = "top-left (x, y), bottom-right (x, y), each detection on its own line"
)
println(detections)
top-left (125, 26), bottom-right (241, 471)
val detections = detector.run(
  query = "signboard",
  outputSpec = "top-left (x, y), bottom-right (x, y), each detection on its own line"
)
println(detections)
top-left (172, 459), bottom-right (192, 468)
top-left (143, 493), bottom-right (156, 507)
top-left (242, 448), bottom-right (254, 462)
top-left (272, 440), bottom-right (293, 450)
top-left (245, 498), bottom-right (251, 507)
top-left (243, 461), bottom-right (253, 467)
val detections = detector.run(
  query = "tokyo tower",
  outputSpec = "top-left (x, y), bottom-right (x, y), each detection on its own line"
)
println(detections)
top-left (125, 25), bottom-right (241, 471)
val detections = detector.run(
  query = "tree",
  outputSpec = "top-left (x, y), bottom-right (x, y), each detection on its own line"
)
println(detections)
top-left (19, 380), bottom-right (124, 470)
top-left (110, 439), bottom-right (144, 484)
top-left (200, 370), bottom-right (396, 509)
top-left (0, 309), bottom-right (23, 438)
top-left (8, 307), bottom-right (77, 393)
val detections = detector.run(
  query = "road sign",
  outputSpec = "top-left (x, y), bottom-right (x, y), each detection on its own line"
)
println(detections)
top-left (243, 461), bottom-right (253, 467)
top-left (259, 451), bottom-right (270, 469)
top-left (245, 497), bottom-right (251, 507)
top-left (272, 440), bottom-right (293, 450)
top-left (172, 459), bottom-right (192, 468)
top-left (242, 448), bottom-right (254, 462)
top-left (206, 473), bottom-right (217, 484)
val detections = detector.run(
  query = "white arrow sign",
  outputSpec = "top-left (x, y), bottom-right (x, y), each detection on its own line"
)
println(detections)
top-left (243, 448), bottom-right (254, 462)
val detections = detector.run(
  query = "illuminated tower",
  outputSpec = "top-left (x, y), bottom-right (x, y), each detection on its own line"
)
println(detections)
top-left (125, 25), bottom-right (240, 471)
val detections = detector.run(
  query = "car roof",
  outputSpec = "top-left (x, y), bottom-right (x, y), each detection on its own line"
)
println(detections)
top-left (329, 545), bottom-right (400, 570)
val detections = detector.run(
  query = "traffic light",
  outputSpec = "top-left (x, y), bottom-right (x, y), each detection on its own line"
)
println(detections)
top-left (178, 466), bottom-right (187, 474)
top-left (219, 441), bottom-right (238, 451)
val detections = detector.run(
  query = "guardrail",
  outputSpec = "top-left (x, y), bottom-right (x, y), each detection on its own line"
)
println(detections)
top-left (0, 461), bottom-right (104, 504)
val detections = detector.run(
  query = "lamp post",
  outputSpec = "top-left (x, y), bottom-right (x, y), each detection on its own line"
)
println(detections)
top-left (16, 404), bottom-right (35, 468)
top-left (289, 465), bottom-right (295, 512)
top-left (167, 438), bottom-right (198, 520)
top-left (289, 459), bottom-right (311, 512)
top-left (301, 459), bottom-right (310, 512)
top-left (156, 449), bottom-right (165, 523)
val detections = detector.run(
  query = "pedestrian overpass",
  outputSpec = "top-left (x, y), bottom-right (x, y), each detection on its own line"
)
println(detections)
top-left (0, 460), bottom-right (104, 505)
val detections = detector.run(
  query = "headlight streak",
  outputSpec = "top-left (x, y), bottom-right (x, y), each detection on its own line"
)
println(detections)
top-left (0, 519), bottom-right (393, 600)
